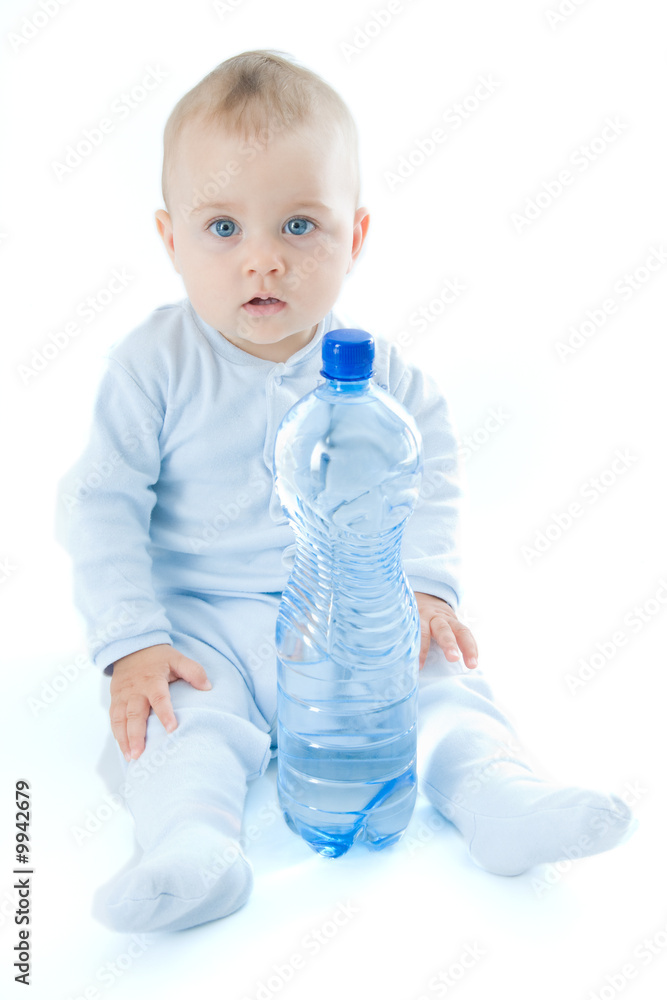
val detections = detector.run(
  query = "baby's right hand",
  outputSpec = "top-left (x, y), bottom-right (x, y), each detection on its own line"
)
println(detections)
top-left (109, 643), bottom-right (212, 762)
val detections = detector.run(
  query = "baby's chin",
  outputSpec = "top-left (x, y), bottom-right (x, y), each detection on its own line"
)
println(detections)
top-left (217, 321), bottom-right (319, 361)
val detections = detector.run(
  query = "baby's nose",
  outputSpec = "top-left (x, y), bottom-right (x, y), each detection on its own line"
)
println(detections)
top-left (243, 238), bottom-right (286, 276)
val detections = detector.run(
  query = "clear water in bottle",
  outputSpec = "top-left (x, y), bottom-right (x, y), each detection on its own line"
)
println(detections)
top-left (273, 329), bottom-right (423, 858)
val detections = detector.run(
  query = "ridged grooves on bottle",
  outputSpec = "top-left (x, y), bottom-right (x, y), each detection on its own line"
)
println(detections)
top-left (280, 505), bottom-right (416, 664)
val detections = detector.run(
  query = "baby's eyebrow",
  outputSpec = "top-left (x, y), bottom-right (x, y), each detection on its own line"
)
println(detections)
top-left (190, 199), bottom-right (333, 217)
top-left (292, 200), bottom-right (331, 212)
top-left (190, 202), bottom-right (238, 216)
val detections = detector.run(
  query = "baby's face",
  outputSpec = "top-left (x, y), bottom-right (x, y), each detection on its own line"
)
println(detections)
top-left (156, 118), bottom-right (368, 362)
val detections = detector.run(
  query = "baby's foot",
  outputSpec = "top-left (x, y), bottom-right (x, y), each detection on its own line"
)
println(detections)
top-left (423, 768), bottom-right (636, 876)
top-left (93, 823), bottom-right (252, 932)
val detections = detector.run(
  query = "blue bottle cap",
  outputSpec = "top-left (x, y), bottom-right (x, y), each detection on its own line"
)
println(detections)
top-left (321, 328), bottom-right (375, 380)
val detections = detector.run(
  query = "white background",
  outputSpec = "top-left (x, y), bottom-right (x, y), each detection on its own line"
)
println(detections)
top-left (1, 1), bottom-right (666, 998)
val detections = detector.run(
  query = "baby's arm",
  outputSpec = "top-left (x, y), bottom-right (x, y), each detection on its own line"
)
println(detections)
top-left (56, 356), bottom-right (173, 673)
top-left (56, 350), bottom-right (202, 760)
top-left (391, 359), bottom-right (462, 618)
top-left (109, 644), bottom-right (212, 761)
top-left (387, 353), bottom-right (477, 667)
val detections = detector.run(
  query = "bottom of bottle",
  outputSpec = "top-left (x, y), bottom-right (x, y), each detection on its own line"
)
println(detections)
top-left (279, 768), bottom-right (417, 858)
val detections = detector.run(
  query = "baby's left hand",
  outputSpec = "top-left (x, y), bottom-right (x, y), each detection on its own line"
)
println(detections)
top-left (414, 592), bottom-right (478, 670)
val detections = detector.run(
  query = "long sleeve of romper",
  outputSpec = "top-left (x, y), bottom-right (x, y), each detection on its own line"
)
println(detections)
top-left (55, 358), bottom-right (172, 675)
top-left (387, 352), bottom-right (463, 612)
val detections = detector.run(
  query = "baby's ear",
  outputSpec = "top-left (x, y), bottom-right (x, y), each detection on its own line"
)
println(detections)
top-left (155, 210), bottom-right (180, 273)
top-left (347, 207), bottom-right (370, 273)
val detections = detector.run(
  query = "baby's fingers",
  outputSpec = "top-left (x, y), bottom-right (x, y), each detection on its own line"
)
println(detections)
top-left (109, 700), bottom-right (136, 762)
top-left (430, 616), bottom-right (462, 663)
top-left (125, 693), bottom-right (152, 761)
top-left (147, 684), bottom-right (179, 740)
top-left (170, 653), bottom-right (212, 691)
top-left (419, 620), bottom-right (432, 669)
top-left (453, 623), bottom-right (478, 669)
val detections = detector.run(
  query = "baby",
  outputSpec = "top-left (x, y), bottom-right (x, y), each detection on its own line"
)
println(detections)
top-left (56, 49), bottom-right (634, 934)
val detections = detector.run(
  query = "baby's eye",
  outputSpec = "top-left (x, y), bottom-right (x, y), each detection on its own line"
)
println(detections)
top-left (209, 218), bottom-right (239, 238)
top-left (284, 217), bottom-right (315, 236)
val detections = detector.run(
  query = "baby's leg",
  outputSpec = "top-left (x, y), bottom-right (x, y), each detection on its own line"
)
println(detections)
top-left (93, 596), bottom-right (273, 933)
top-left (416, 643), bottom-right (636, 876)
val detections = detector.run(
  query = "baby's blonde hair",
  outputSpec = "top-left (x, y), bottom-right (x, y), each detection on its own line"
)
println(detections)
top-left (161, 49), bottom-right (360, 212)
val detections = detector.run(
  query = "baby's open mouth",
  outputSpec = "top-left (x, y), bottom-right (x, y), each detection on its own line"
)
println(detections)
top-left (243, 296), bottom-right (286, 316)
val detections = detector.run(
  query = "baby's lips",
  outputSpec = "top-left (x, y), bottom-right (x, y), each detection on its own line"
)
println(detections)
top-left (242, 296), bottom-right (288, 315)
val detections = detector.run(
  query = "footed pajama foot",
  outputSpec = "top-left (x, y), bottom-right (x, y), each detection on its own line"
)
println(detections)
top-left (423, 768), bottom-right (636, 877)
top-left (92, 823), bottom-right (253, 932)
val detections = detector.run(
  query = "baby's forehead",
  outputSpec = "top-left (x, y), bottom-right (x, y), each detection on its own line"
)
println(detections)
top-left (165, 110), bottom-right (358, 214)
top-left (177, 114), bottom-right (354, 181)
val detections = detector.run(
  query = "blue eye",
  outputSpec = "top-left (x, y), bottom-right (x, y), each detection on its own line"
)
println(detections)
top-left (284, 218), bottom-right (315, 236)
top-left (209, 219), bottom-right (238, 238)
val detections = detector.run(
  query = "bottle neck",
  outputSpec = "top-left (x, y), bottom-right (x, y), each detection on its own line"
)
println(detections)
top-left (320, 375), bottom-right (372, 395)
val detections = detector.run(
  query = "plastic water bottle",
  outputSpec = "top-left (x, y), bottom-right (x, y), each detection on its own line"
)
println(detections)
top-left (273, 328), bottom-right (423, 858)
